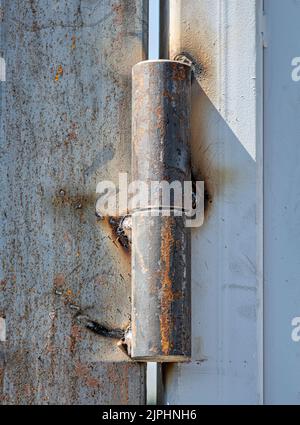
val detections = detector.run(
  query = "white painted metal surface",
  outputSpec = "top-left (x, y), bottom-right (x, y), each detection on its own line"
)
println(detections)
top-left (264, 0), bottom-right (300, 405)
top-left (163, 0), bottom-right (263, 404)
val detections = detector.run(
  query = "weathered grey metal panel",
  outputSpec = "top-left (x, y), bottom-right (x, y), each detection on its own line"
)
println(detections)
top-left (162, 0), bottom-right (263, 404)
top-left (0, 0), bottom-right (147, 404)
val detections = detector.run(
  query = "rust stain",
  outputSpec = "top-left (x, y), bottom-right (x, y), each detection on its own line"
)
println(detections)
top-left (121, 363), bottom-right (130, 405)
top-left (155, 105), bottom-right (167, 140)
top-left (69, 324), bottom-right (81, 353)
top-left (53, 274), bottom-right (65, 288)
top-left (75, 362), bottom-right (89, 378)
top-left (107, 363), bottom-right (129, 404)
top-left (66, 130), bottom-right (78, 142)
top-left (173, 290), bottom-right (183, 300)
top-left (24, 384), bottom-right (34, 398)
top-left (75, 362), bottom-right (101, 389)
top-left (160, 218), bottom-right (175, 355)
top-left (54, 281), bottom-right (80, 306)
top-left (71, 34), bottom-right (76, 50)
top-left (65, 288), bottom-right (75, 303)
top-left (112, 3), bottom-right (124, 26)
top-left (54, 64), bottom-right (63, 81)
top-left (162, 89), bottom-right (173, 101)
top-left (86, 376), bottom-right (99, 389)
top-left (52, 189), bottom-right (95, 212)
top-left (0, 368), bottom-right (3, 390)
top-left (171, 62), bottom-right (188, 81)
top-left (94, 275), bottom-right (108, 286)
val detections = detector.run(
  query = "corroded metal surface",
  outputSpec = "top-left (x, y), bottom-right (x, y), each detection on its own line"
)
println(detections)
top-left (0, 0), bottom-right (147, 404)
top-left (131, 61), bottom-right (191, 362)
top-left (132, 61), bottom-right (191, 188)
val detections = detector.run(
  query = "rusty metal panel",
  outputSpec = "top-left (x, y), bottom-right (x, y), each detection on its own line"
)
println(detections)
top-left (131, 60), bottom-right (191, 362)
top-left (0, 0), bottom-right (147, 404)
top-left (162, 0), bottom-right (263, 404)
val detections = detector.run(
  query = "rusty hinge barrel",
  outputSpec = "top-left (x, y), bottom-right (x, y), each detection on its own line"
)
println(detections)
top-left (131, 60), bottom-right (192, 362)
